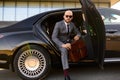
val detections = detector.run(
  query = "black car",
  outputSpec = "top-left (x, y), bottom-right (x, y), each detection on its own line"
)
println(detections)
top-left (98, 8), bottom-right (120, 59)
top-left (0, 0), bottom-right (105, 80)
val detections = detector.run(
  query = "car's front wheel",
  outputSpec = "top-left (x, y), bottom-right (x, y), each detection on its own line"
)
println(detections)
top-left (13, 45), bottom-right (51, 80)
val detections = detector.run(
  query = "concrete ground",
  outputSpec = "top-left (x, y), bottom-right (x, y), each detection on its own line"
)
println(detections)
top-left (0, 63), bottom-right (120, 80)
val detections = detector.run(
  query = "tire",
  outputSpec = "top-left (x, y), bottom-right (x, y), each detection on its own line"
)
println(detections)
top-left (13, 45), bottom-right (51, 80)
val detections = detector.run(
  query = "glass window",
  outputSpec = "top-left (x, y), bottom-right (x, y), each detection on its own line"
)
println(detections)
top-left (52, 2), bottom-right (64, 10)
top-left (94, 3), bottom-right (99, 7)
top-left (99, 3), bottom-right (110, 8)
top-left (28, 2), bottom-right (39, 17)
top-left (110, 14), bottom-right (120, 23)
top-left (75, 3), bottom-right (81, 8)
top-left (40, 2), bottom-right (52, 13)
top-left (103, 13), bottom-right (120, 24)
top-left (4, 2), bottom-right (15, 21)
top-left (0, 1), bottom-right (80, 21)
top-left (16, 2), bottom-right (27, 21)
top-left (64, 2), bottom-right (75, 8)
top-left (0, 1), bottom-right (3, 21)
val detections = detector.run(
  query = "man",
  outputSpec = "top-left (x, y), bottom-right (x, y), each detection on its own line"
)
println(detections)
top-left (52, 10), bottom-right (81, 80)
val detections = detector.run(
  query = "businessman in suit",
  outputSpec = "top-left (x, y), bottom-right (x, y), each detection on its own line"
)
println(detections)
top-left (52, 10), bottom-right (81, 80)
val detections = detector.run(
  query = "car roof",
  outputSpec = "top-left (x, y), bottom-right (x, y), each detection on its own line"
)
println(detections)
top-left (0, 8), bottom-right (81, 33)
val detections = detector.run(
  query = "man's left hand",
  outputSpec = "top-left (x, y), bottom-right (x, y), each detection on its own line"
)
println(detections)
top-left (74, 35), bottom-right (80, 41)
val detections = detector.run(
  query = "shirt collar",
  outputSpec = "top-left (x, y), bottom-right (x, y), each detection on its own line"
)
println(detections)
top-left (64, 21), bottom-right (70, 26)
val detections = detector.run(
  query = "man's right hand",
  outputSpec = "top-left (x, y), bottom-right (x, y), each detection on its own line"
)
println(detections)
top-left (62, 43), bottom-right (71, 50)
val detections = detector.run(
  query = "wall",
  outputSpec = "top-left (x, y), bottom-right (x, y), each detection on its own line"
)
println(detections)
top-left (0, 0), bottom-right (110, 21)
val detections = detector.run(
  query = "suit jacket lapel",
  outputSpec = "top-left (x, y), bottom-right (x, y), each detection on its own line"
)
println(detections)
top-left (69, 23), bottom-right (73, 32)
top-left (61, 20), bottom-right (67, 32)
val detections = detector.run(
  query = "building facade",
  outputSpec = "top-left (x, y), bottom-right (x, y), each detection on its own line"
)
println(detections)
top-left (0, 0), bottom-right (110, 21)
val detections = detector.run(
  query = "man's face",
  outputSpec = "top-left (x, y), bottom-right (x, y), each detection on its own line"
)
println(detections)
top-left (63, 10), bottom-right (73, 23)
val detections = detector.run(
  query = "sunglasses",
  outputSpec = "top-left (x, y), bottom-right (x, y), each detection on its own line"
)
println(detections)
top-left (65, 15), bottom-right (73, 18)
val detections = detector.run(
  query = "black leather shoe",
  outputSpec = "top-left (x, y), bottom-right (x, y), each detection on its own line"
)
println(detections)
top-left (65, 75), bottom-right (71, 80)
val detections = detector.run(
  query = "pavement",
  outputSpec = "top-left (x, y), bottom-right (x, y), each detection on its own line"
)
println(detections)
top-left (0, 63), bottom-right (120, 80)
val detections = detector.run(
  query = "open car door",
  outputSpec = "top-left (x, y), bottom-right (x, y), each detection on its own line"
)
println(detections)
top-left (80, 0), bottom-right (106, 69)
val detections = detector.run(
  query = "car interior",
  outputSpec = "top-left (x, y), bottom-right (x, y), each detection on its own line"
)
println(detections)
top-left (40, 10), bottom-right (85, 39)
top-left (39, 10), bottom-right (90, 61)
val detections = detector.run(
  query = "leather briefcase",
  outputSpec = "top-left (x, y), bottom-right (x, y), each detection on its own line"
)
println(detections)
top-left (68, 39), bottom-right (87, 62)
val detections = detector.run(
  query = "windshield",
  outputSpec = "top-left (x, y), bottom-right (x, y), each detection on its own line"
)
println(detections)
top-left (102, 13), bottom-right (120, 24)
top-left (98, 8), bottom-right (120, 25)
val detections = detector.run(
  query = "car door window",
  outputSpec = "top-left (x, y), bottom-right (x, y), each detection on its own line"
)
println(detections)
top-left (111, 14), bottom-right (120, 23)
top-left (103, 13), bottom-right (120, 24)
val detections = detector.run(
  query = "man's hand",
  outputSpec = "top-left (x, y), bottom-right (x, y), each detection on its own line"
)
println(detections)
top-left (83, 30), bottom-right (87, 34)
top-left (74, 35), bottom-right (80, 41)
top-left (62, 43), bottom-right (71, 50)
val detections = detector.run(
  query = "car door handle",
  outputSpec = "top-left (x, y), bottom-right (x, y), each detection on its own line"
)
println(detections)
top-left (106, 29), bottom-right (118, 34)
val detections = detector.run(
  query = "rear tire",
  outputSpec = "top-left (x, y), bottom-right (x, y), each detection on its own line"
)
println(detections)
top-left (13, 45), bottom-right (51, 80)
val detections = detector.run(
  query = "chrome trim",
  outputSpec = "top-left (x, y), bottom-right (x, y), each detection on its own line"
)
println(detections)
top-left (104, 58), bottom-right (120, 62)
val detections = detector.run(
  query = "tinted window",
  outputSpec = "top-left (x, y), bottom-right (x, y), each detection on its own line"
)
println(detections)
top-left (102, 13), bottom-right (120, 24)
top-left (98, 8), bottom-right (120, 24)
